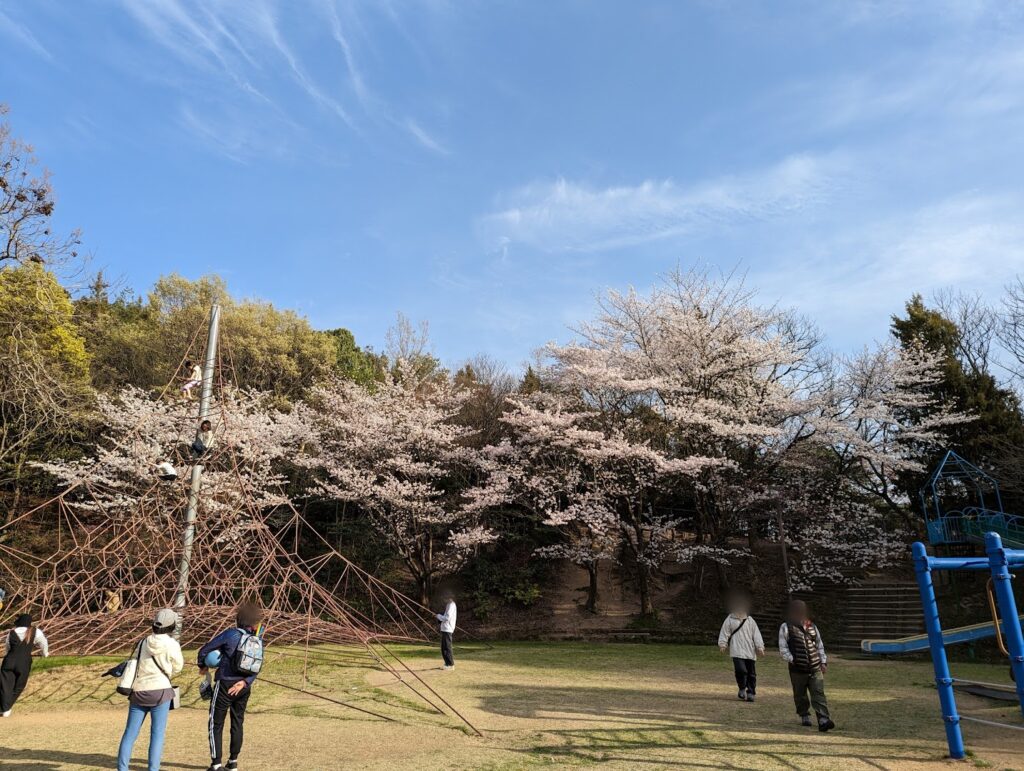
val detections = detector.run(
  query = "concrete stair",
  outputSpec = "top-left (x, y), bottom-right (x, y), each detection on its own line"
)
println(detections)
top-left (834, 582), bottom-right (924, 650)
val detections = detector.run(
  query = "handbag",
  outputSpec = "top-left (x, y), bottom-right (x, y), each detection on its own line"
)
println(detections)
top-left (114, 639), bottom-right (180, 709)
top-left (115, 640), bottom-right (144, 696)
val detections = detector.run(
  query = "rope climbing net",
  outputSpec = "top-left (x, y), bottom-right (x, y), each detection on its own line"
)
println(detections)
top-left (0, 314), bottom-right (480, 734)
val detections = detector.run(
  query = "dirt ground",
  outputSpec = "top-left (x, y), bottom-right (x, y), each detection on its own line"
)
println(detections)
top-left (2, 642), bottom-right (1022, 770)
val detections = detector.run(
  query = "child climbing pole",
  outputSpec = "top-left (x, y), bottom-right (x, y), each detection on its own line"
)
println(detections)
top-left (191, 420), bottom-right (215, 457)
top-left (181, 360), bottom-right (203, 400)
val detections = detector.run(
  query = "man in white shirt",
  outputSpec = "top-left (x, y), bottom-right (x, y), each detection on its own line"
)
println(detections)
top-left (436, 594), bottom-right (457, 670)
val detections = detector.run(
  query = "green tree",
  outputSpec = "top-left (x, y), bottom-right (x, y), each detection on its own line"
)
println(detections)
top-left (891, 294), bottom-right (1024, 507)
top-left (323, 328), bottom-right (384, 386)
top-left (75, 273), bottom-right (351, 401)
top-left (518, 365), bottom-right (542, 394)
top-left (74, 272), bottom-right (160, 391)
top-left (0, 263), bottom-right (93, 518)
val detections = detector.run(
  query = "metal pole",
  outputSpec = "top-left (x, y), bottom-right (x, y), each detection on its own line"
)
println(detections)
top-left (985, 532), bottom-right (1024, 714)
top-left (173, 304), bottom-right (221, 637)
top-left (912, 541), bottom-right (964, 759)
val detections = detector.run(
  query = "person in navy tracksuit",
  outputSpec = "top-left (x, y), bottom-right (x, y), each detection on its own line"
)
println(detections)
top-left (197, 603), bottom-right (263, 771)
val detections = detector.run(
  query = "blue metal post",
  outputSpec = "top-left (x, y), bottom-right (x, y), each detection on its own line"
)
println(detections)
top-left (912, 541), bottom-right (965, 759)
top-left (985, 532), bottom-right (1024, 714)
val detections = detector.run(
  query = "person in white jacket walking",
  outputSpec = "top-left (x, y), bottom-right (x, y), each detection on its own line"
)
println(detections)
top-left (436, 594), bottom-right (457, 670)
top-left (718, 593), bottom-right (765, 702)
top-left (117, 608), bottom-right (184, 771)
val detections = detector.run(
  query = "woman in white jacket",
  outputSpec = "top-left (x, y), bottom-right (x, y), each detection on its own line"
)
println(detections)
top-left (117, 608), bottom-right (184, 771)
top-left (718, 595), bottom-right (765, 702)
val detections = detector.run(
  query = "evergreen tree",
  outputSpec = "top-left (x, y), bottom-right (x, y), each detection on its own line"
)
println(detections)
top-left (891, 294), bottom-right (1024, 509)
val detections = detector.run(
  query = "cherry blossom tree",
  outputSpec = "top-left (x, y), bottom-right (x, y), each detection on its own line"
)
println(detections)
top-left (305, 367), bottom-right (507, 604)
top-left (513, 267), bottom-right (965, 607)
top-left (34, 386), bottom-right (312, 539)
top-left (492, 393), bottom-right (622, 612)
top-left (817, 343), bottom-right (969, 527)
top-left (527, 268), bottom-right (817, 613)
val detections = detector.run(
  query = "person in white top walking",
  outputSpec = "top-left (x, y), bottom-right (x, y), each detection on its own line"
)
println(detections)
top-left (436, 594), bottom-right (457, 670)
top-left (1, 612), bottom-right (49, 717)
top-left (717, 593), bottom-right (764, 702)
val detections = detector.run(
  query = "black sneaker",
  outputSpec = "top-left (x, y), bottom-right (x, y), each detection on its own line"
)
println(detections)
top-left (801, 715), bottom-right (813, 727)
top-left (207, 765), bottom-right (222, 771)
top-left (737, 688), bottom-right (746, 700)
top-left (745, 692), bottom-right (755, 702)
top-left (818, 718), bottom-right (835, 732)
top-left (227, 761), bottom-right (238, 771)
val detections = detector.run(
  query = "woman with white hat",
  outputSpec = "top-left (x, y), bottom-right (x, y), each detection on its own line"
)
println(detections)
top-left (116, 608), bottom-right (184, 771)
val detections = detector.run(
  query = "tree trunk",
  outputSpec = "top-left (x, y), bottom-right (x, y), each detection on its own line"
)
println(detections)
top-left (637, 563), bottom-right (655, 617)
top-left (747, 524), bottom-right (758, 584)
top-left (6, 452), bottom-right (27, 525)
top-left (419, 575), bottom-right (432, 607)
top-left (585, 561), bottom-right (599, 613)
top-left (715, 559), bottom-right (730, 592)
top-left (777, 507), bottom-right (792, 599)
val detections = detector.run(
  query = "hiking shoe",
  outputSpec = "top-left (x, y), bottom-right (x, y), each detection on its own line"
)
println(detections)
top-left (737, 688), bottom-right (746, 700)
top-left (818, 718), bottom-right (836, 732)
top-left (745, 692), bottom-right (755, 702)
top-left (801, 715), bottom-right (813, 727)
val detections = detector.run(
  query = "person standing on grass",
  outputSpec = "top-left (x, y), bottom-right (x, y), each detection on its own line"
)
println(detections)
top-left (0, 612), bottom-right (48, 717)
top-left (198, 602), bottom-right (265, 771)
top-left (436, 593), bottom-right (457, 670)
top-left (779, 599), bottom-right (835, 732)
top-left (718, 592), bottom-right (764, 702)
top-left (116, 608), bottom-right (183, 771)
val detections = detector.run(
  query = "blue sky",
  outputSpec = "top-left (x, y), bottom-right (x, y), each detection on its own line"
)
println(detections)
top-left (3, 1), bottom-right (1024, 368)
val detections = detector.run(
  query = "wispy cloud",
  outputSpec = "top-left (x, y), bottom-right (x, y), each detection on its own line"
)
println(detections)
top-left (0, 7), bottom-right (52, 61)
top-left (405, 118), bottom-right (449, 155)
top-left (824, 0), bottom-right (1024, 28)
top-left (753, 192), bottom-right (1024, 345)
top-left (322, 0), bottom-right (372, 109)
top-left (479, 154), bottom-right (843, 253)
top-left (110, 0), bottom-right (447, 159)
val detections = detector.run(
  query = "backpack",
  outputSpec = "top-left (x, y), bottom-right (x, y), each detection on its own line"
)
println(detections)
top-left (232, 629), bottom-right (264, 676)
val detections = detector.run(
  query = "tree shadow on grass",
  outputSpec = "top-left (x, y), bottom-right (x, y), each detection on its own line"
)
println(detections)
top-left (512, 725), bottom-right (958, 769)
top-left (471, 682), bottom-right (785, 725)
top-left (468, 683), bottom-right (1024, 768)
top-left (0, 748), bottom-right (206, 770)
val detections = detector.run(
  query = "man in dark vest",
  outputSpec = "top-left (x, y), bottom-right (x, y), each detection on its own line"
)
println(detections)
top-left (778, 599), bottom-right (835, 732)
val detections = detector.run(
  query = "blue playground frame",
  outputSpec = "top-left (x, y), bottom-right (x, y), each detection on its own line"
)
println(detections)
top-left (913, 532), bottom-right (1024, 759)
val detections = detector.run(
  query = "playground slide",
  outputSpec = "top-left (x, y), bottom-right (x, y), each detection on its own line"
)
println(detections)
top-left (861, 614), bottom-right (1024, 654)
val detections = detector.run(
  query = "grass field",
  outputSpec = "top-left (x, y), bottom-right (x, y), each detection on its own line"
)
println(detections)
top-left (3, 641), bottom-right (1023, 770)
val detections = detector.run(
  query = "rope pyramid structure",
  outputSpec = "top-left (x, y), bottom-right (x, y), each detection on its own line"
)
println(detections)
top-left (0, 310), bottom-right (479, 732)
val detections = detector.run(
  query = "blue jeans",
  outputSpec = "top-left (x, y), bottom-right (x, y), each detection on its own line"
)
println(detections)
top-left (117, 700), bottom-right (170, 771)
